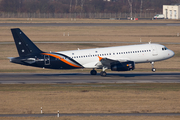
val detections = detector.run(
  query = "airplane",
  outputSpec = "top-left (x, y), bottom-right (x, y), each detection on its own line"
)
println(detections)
top-left (9, 28), bottom-right (175, 76)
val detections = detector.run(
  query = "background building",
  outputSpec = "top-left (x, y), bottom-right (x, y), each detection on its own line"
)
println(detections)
top-left (163, 5), bottom-right (180, 19)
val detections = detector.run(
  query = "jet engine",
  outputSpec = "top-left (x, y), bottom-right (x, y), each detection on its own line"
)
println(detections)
top-left (110, 61), bottom-right (135, 71)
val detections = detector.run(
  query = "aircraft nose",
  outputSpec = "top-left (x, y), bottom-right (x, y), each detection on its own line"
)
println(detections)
top-left (168, 50), bottom-right (175, 58)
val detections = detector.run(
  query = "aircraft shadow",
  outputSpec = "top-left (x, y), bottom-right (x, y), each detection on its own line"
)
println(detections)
top-left (34, 72), bottom-right (180, 78)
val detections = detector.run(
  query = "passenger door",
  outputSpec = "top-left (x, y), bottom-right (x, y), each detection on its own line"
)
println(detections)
top-left (44, 55), bottom-right (50, 65)
top-left (151, 46), bottom-right (158, 56)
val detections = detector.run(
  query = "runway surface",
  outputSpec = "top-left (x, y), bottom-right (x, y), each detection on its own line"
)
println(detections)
top-left (0, 23), bottom-right (180, 27)
top-left (1, 113), bottom-right (180, 117)
top-left (0, 73), bottom-right (180, 84)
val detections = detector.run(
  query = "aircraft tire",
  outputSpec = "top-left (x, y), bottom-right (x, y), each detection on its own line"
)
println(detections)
top-left (152, 68), bottom-right (156, 72)
top-left (100, 71), bottom-right (107, 77)
top-left (90, 70), bottom-right (97, 75)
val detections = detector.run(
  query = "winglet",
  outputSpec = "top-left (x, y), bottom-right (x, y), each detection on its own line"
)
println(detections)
top-left (98, 56), bottom-right (103, 61)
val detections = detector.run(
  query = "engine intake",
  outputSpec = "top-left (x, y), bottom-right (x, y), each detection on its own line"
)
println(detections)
top-left (111, 61), bottom-right (135, 71)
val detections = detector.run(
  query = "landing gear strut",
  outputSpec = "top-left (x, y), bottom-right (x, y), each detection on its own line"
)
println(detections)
top-left (151, 62), bottom-right (156, 72)
top-left (100, 66), bottom-right (108, 77)
top-left (90, 69), bottom-right (97, 75)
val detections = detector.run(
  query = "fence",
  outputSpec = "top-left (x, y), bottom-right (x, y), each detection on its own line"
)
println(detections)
top-left (0, 12), bottom-right (161, 19)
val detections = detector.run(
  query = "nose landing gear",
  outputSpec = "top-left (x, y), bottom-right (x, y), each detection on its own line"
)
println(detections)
top-left (151, 62), bottom-right (156, 72)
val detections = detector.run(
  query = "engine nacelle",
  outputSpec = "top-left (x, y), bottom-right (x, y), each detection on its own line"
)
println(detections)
top-left (111, 61), bottom-right (135, 71)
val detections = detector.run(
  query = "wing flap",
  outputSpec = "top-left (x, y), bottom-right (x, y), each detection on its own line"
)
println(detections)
top-left (97, 56), bottom-right (131, 68)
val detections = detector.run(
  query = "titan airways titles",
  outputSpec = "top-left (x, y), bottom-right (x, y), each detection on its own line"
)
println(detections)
top-left (9, 28), bottom-right (174, 76)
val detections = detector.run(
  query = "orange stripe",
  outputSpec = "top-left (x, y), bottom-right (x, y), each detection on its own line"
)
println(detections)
top-left (42, 53), bottom-right (82, 68)
top-left (98, 56), bottom-right (103, 61)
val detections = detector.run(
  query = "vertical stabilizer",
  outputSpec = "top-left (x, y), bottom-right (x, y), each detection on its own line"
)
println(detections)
top-left (11, 28), bottom-right (42, 57)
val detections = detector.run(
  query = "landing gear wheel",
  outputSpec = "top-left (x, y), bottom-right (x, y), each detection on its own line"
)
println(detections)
top-left (90, 69), bottom-right (97, 75)
top-left (152, 68), bottom-right (156, 72)
top-left (100, 71), bottom-right (107, 77)
top-left (151, 62), bottom-right (156, 72)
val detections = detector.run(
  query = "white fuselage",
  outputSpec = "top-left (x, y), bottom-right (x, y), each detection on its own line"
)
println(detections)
top-left (58, 43), bottom-right (174, 69)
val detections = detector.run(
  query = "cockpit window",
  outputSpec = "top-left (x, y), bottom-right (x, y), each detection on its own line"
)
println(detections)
top-left (162, 47), bottom-right (168, 51)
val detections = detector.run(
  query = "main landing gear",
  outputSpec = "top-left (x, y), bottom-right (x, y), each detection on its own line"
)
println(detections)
top-left (90, 67), bottom-right (108, 77)
top-left (151, 62), bottom-right (156, 72)
top-left (100, 71), bottom-right (107, 77)
top-left (90, 69), bottom-right (97, 75)
top-left (100, 66), bottom-right (108, 77)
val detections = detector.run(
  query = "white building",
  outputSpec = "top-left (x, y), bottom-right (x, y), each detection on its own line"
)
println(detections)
top-left (163, 5), bottom-right (180, 19)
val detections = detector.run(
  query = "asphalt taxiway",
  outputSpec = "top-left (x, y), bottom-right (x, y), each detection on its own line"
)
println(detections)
top-left (1, 113), bottom-right (180, 117)
top-left (0, 23), bottom-right (180, 27)
top-left (0, 72), bottom-right (180, 84)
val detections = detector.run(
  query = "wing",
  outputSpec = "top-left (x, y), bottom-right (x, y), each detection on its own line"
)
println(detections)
top-left (95, 56), bottom-right (131, 69)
